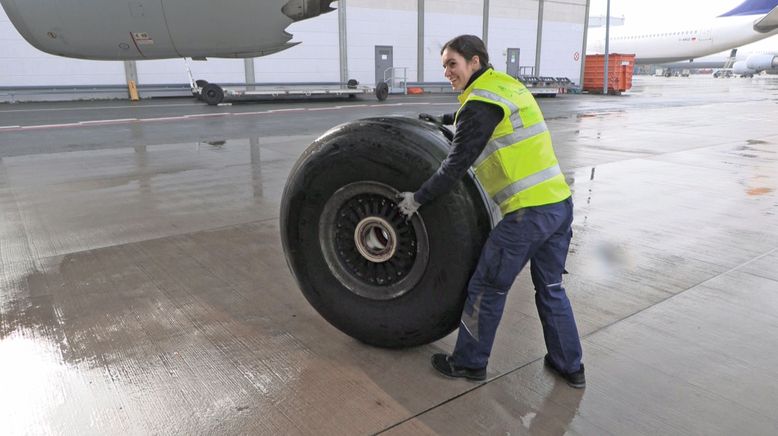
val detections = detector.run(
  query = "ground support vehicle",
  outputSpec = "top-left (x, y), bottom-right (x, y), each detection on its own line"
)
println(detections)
top-left (192, 79), bottom-right (389, 105)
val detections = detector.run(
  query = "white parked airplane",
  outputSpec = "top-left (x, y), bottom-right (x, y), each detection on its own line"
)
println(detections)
top-left (587, 0), bottom-right (778, 70)
top-left (658, 36), bottom-right (778, 75)
top-left (0, 0), bottom-right (336, 60)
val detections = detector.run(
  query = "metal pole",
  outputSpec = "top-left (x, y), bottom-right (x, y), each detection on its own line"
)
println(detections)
top-left (244, 58), bottom-right (255, 91)
top-left (123, 61), bottom-right (138, 84)
top-left (123, 60), bottom-right (139, 100)
top-left (338, 0), bottom-right (349, 84)
top-left (418, 0), bottom-right (424, 82)
top-left (580, 0), bottom-right (591, 87)
top-left (534, 0), bottom-right (544, 76)
top-left (603, 0), bottom-right (610, 95)
top-left (482, 0), bottom-right (490, 48)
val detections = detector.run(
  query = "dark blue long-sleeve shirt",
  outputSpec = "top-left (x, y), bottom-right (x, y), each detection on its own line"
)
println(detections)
top-left (414, 70), bottom-right (503, 205)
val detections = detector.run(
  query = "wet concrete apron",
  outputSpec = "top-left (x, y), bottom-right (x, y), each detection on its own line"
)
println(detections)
top-left (1, 76), bottom-right (777, 435)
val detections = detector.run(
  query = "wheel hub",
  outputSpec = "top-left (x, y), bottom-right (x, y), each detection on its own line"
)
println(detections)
top-left (354, 217), bottom-right (397, 263)
top-left (319, 181), bottom-right (429, 300)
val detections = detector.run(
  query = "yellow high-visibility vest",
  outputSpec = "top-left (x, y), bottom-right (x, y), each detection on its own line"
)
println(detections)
top-left (456, 69), bottom-right (571, 214)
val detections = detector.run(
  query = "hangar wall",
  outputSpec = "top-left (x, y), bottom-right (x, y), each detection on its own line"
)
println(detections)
top-left (0, 8), bottom-right (125, 87)
top-left (0, 0), bottom-right (587, 98)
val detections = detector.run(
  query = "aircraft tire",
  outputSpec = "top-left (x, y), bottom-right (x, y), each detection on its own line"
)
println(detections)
top-left (201, 83), bottom-right (224, 105)
top-left (280, 117), bottom-right (494, 348)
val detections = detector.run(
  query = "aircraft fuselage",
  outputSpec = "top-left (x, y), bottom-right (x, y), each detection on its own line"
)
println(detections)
top-left (0, 0), bottom-right (335, 60)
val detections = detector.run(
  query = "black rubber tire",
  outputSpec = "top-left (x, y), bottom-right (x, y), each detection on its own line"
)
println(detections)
top-left (347, 79), bottom-right (359, 89)
top-left (195, 79), bottom-right (209, 88)
top-left (375, 82), bottom-right (389, 101)
top-left (201, 83), bottom-right (224, 105)
top-left (281, 117), bottom-right (495, 348)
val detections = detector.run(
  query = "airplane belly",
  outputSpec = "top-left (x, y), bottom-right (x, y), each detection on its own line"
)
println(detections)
top-left (0, 0), bottom-right (336, 60)
top-left (0, 0), bottom-right (176, 60)
top-left (162, 0), bottom-right (295, 58)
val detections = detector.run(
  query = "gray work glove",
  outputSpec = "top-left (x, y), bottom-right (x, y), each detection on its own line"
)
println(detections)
top-left (418, 113), bottom-right (444, 125)
top-left (396, 192), bottom-right (421, 218)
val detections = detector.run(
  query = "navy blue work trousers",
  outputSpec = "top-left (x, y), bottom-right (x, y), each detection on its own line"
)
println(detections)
top-left (451, 196), bottom-right (582, 373)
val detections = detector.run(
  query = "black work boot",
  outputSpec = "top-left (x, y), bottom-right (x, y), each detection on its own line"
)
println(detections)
top-left (544, 354), bottom-right (586, 389)
top-left (431, 353), bottom-right (486, 381)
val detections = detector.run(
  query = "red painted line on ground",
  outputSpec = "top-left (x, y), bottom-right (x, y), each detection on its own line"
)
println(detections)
top-left (0, 101), bottom-right (459, 132)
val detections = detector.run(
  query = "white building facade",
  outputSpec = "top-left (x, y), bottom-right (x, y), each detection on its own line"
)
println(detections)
top-left (0, 0), bottom-right (589, 100)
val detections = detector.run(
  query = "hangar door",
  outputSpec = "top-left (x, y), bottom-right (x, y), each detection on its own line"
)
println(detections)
top-left (507, 48), bottom-right (521, 77)
top-left (375, 46), bottom-right (394, 86)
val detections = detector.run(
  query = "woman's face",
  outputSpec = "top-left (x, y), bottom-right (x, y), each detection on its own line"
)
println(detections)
top-left (441, 47), bottom-right (481, 91)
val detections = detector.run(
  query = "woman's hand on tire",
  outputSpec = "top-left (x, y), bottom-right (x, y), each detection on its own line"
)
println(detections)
top-left (397, 192), bottom-right (421, 218)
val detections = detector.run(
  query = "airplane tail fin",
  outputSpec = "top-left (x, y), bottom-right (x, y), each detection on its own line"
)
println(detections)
top-left (754, 5), bottom-right (778, 31)
top-left (719, 0), bottom-right (778, 17)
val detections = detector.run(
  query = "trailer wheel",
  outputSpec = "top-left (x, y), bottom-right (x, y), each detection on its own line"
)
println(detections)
top-left (201, 83), bottom-right (224, 105)
top-left (347, 79), bottom-right (359, 89)
top-left (280, 117), bottom-right (495, 348)
top-left (375, 82), bottom-right (389, 101)
top-left (195, 79), bottom-right (209, 88)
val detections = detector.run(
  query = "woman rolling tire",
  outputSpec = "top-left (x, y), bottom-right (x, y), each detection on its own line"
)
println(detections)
top-left (280, 117), bottom-right (495, 348)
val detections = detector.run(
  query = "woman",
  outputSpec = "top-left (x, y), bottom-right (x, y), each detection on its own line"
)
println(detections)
top-left (397, 34), bottom-right (585, 388)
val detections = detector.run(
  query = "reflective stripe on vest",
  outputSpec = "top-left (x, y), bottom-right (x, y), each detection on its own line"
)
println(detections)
top-left (474, 121), bottom-right (548, 167)
top-left (493, 164), bottom-right (562, 205)
top-left (470, 89), bottom-right (524, 128)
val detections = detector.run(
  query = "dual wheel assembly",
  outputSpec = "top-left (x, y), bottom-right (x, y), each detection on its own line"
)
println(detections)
top-left (281, 117), bottom-right (497, 348)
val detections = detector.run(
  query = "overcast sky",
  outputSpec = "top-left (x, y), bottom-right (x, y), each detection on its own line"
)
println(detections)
top-left (588, 0), bottom-right (749, 26)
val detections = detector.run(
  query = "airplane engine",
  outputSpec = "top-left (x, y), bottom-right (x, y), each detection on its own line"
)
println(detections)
top-left (745, 53), bottom-right (778, 71)
top-left (0, 0), bottom-right (335, 60)
top-left (733, 61), bottom-right (757, 75)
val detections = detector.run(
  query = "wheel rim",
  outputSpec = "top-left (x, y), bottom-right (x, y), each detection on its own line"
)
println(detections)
top-left (319, 181), bottom-right (429, 300)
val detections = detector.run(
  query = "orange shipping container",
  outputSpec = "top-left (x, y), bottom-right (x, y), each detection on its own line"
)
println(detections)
top-left (583, 54), bottom-right (635, 95)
